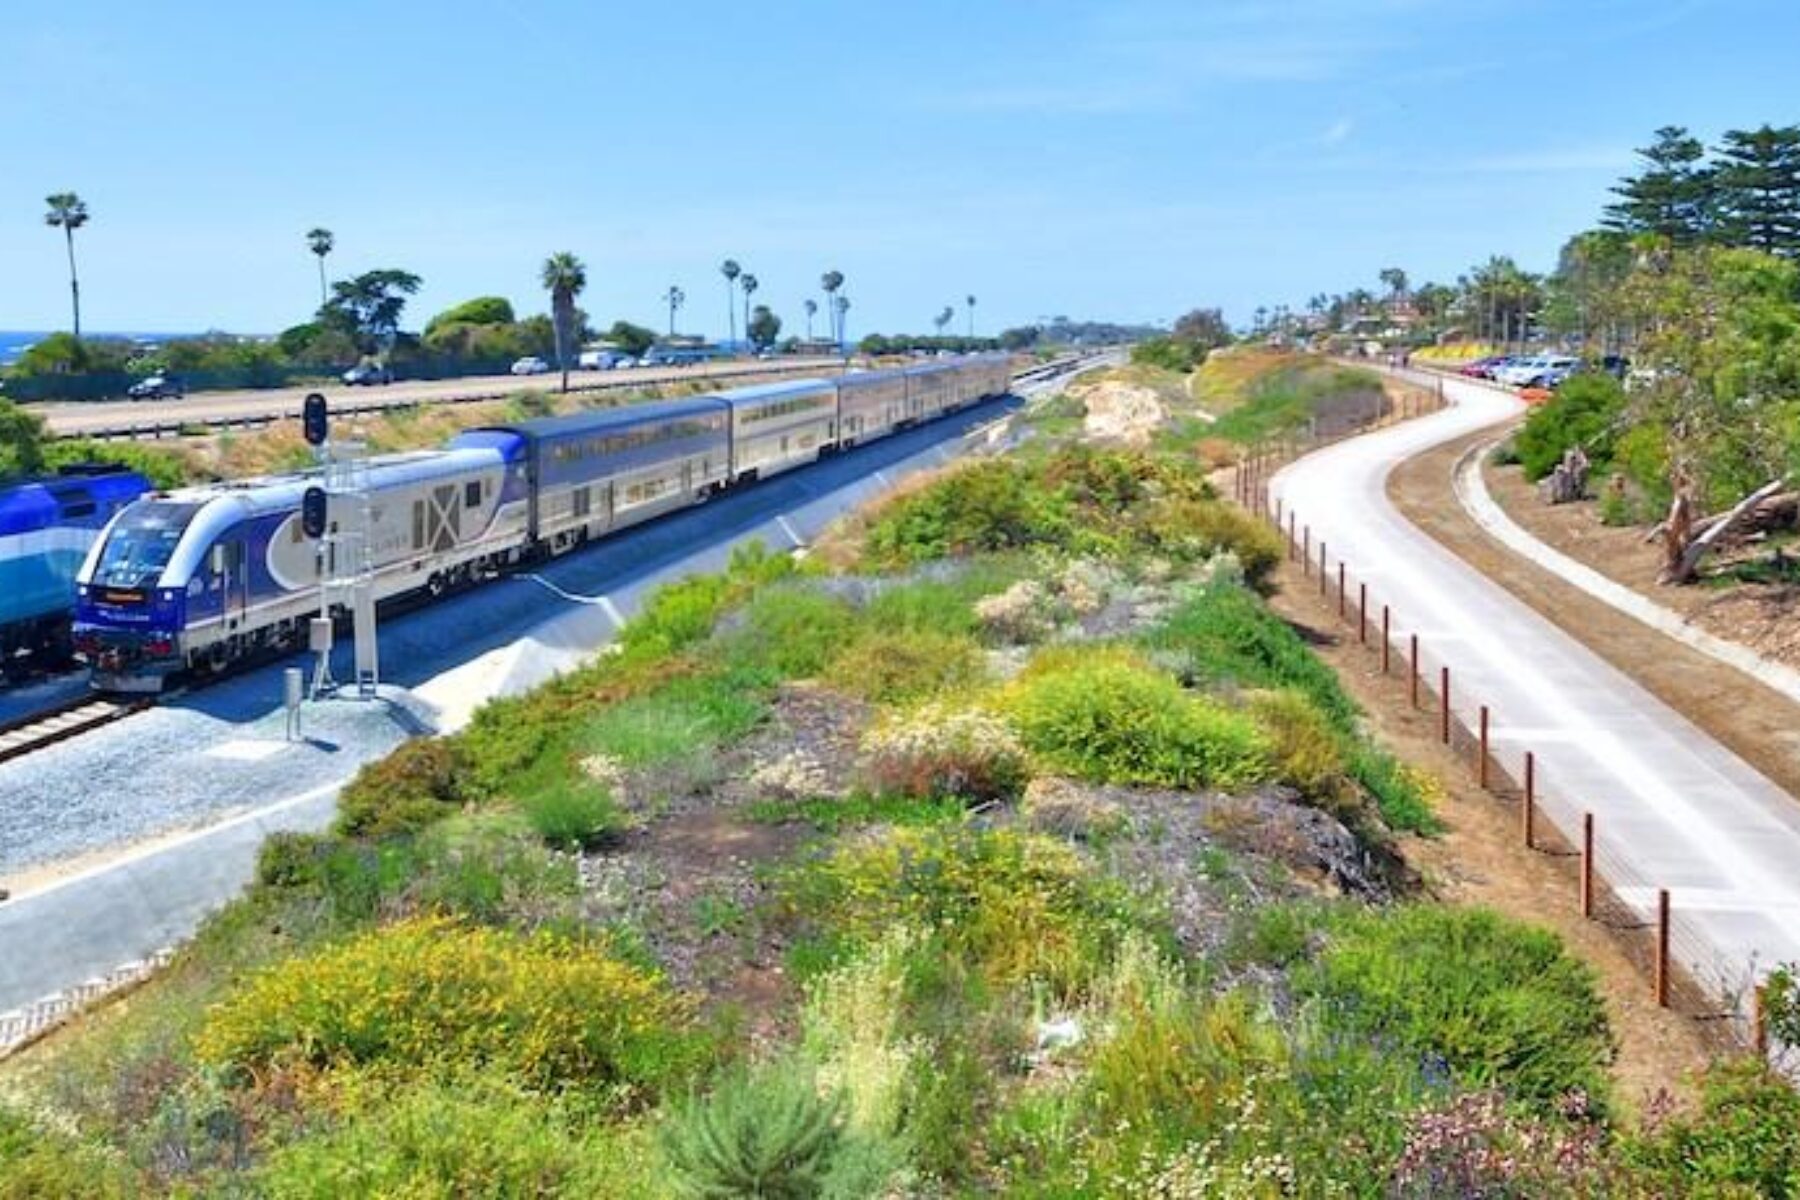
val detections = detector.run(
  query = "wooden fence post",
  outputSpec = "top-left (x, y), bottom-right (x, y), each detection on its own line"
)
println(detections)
top-left (1337, 563), bottom-right (1346, 618)
top-left (1581, 813), bottom-right (1595, 918)
top-left (1358, 583), bottom-right (1368, 644)
top-left (1479, 705), bottom-right (1490, 789)
top-left (1655, 889), bottom-right (1671, 1008)
top-left (1523, 752), bottom-right (1536, 847)
top-left (1382, 606), bottom-right (1391, 673)
top-left (1303, 526), bottom-right (1311, 573)
top-left (1319, 543), bottom-right (1328, 595)
top-left (1287, 512), bottom-right (1297, 559)
top-left (1409, 634), bottom-right (1419, 707)
top-left (1440, 666), bottom-right (1451, 744)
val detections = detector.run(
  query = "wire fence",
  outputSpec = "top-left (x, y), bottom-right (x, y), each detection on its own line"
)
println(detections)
top-left (1227, 374), bottom-right (1790, 1067)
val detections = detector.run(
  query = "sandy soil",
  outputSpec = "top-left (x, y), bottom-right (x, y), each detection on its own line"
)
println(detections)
top-left (1485, 455), bottom-right (1800, 669)
top-left (1264, 557), bottom-right (1717, 1111)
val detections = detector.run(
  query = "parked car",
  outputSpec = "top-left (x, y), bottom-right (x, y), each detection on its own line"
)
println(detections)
top-left (1459, 355), bottom-right (1507, 379)
top-left (342, 363), bottom-right (393, 386)
top-left (126, 374), bottom-right (184, 400)
top-left (1496, 355), bottom-right (1577, 388)
top-left (510, 356), bottom-right (551, 376)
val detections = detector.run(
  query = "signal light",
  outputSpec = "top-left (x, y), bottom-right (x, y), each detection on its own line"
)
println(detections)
top-left (302, 486), bottom-right (328, 539)
top-left (302, 392), bottom-right (329, 446)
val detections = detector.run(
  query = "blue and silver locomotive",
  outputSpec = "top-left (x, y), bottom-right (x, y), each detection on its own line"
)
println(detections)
top-left (75, 354), bottom-right (1014, 691)
top-left (0, 466), bottom-right (152, 678)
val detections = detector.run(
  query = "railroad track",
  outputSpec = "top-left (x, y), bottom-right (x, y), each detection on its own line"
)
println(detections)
top-left (0, 697), bottom-right (151, 766)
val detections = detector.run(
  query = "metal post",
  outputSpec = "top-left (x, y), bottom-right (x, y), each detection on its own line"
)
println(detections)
top-left (1382, 606), bottom-right (1391, 673)
top-left (1288, 513), bottom-right (1297, 560)
top-left (1655, 889), bottom-right (1671, 1007)
top-left (1319, 543), bottom-right (1328, 594)
top-left (1303, 526), bottom-right (1311, 574)
top-left (1440, 666), bottom-right (1451, 744)
top-left (1337, 562), bottom-right (1346, 618)
top-left (1478, 705), bottom-right (1490, 789)
top-left (283, 667), bottom-right (303, 742)
top-left (1523, 752), bottom-right (1536, 847)
top-left (1581, 813), bottom-right (1595, 918)
top-left (1409, 634), bottom-right (1419, 707)
top-left (1358, 583), bottom-right (1367, 644)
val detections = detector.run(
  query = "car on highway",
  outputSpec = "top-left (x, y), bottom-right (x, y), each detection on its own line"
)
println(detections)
top-left (125, 374), bottom-right (184, 401)
top-left (342, 363), bottom-right (393, 386)
top-left (510, 356), bottom-right (551, 376)
top-left (577, 350), bottom-right (633, 371)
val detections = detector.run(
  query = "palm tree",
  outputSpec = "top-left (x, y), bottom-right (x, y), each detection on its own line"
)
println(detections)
top-left (720, 259), bottom-right (741, 348)
top-left (833, 294), bottom-right (850, 350)
top-left (740, 273), bottom-right (758, 344)
top-left (307, 228), bottom-right (335, 309)
top-left (965, 294), bottom-right (977, 339)
top-left (933, 305), bottom-right (953, 338)
top-left (44, 192), bottom-right (90, 340)
top-left (820, 270), bottom-right (845, 345)
top-left (664, 285), bottom-right (685, 337)
top-left (541, 251), bottom-right (587, 393)
top-left (803, 298), bottom-right (818, 340)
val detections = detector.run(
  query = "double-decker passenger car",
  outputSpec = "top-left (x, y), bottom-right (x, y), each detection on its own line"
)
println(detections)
top-left (0, 467), bottom-right (151, 678)
top-left (77, 353), bottom-right (1017, 690)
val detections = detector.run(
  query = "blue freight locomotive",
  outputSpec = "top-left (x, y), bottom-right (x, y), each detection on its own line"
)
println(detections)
top-left (0, 467), bottom-right (153, 678)
top-left (74, 354), bottom-right (1013, 691)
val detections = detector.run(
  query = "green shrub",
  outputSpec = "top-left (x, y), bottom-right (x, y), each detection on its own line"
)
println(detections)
top-left (334, 737), bottom-right (468, 840)
top-left (1348, 744), bottom-right (1442, 834)
top-left (619, 540), bottom-right (802, 662)
top-left (1247, 690), bottom-right (1347, 799)
top-left (575, 666), bottom-right (769, 767)
top-left (0, 1105), bottom-right (135, 1199)
top-left (1130, 336), bottom-right (1199, 373)
top-left (863, 460), bottom-right (1073, 567)
top-left (1515, 373), bottom-right (1626, 481)
top-left (196, 916), bottom-right (697, 1095)
top-left (826, 627), bottom-right (985, 704)
top-left (255, 830), bottom-right (339, 889)
top-left (859, 704), bottom-right (1029, 804)
top-left (660, 1061), bottom-right (845, 1200)
top-left (1147, 584), bottom-right (1358, 730)
top-left (1003, 653), bottom-right (1271, 792)
top-left (253, 1074), bottom-right (655, 1199)
top-left (722, 585), bottom-right (859, 678)
top-left (1142, 497), bottom-right (1285, 586)
top-left (520, 780), bottom-right (623, 850)
top-left (1619, 1059), bottom-right (1800, 1196)
top-left (1298, 906), bottom-right (1613, 1112)
top-left (42, 438), bottom-right (197, 490)
top-left (780, 826), bottom-right (1142, 993)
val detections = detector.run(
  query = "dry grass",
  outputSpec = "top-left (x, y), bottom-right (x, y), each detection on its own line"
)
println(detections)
top-left (1191, 346), bottom-right (1300, 412)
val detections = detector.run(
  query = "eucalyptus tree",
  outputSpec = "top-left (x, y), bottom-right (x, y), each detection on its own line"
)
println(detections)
top-left (307, 228), bottom-right (335, 309)
top-left (720, 259), bottom-right (741, 346)
top-left (44, 192), bottom-right (90, 339)
top-left (541, 251), bottom-right (587, 392)
top-left (664, 285), bottom-right (686, 337)
top-left (740, 273), bottom-right (758, 343)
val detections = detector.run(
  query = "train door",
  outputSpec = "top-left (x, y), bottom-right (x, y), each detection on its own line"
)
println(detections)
top-left (210, 539), bottom-right (248, 632)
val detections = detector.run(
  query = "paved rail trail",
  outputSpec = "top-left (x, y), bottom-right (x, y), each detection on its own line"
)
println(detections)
top-left (1273, 371), bottom-right (1800, 1017)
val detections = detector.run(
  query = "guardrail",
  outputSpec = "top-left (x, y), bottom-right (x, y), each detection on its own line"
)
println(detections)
top-left (64, 354), bottom-right (1093, 445)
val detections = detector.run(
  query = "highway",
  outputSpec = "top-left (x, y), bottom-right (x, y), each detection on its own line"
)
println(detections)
top-left (1272, 372), bottom-right (1800, 1021)
top-left (30, 356), bottom-right (847, 438)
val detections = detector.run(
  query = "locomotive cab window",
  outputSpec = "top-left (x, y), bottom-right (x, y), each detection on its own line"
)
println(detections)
top-left (465, 481), bottom-right (481, 509)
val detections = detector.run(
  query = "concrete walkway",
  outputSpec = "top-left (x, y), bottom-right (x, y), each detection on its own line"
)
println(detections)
top-left (1272, 371), bottom-right (1800, 1027)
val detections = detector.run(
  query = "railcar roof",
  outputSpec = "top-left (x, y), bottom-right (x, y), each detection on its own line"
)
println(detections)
top-left (712, 378), bottom-right (838, 406)
top-left (500, 395), bottom-right (729, 441)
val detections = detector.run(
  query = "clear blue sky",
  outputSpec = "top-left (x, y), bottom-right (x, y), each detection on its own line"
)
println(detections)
top-left (4, 0), bottom-right (1795, 339)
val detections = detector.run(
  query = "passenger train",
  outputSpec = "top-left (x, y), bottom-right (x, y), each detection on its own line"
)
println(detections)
top-left (0, 466), bottom-right (152, 679)
top-left (74, 354), bottom-right (1014, 691)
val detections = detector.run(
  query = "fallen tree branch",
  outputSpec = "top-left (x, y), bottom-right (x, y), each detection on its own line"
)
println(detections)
top-left (1660, 478), bottom-right (1788, 584)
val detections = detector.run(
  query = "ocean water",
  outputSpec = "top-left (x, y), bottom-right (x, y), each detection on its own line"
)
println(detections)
top-left (0, 332), bottom-right (201, 368)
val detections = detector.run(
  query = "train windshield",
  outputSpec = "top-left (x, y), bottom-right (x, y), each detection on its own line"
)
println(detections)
top-left (92, 502), bottom-right (203, 588)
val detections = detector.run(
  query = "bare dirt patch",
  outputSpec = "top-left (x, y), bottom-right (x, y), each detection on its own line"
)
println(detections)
top-left (1264, 555), bottom-right (1716, 1111)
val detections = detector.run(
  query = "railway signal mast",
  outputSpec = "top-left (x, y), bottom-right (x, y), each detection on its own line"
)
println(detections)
top-left (301, 393), bottom-right (379, 699)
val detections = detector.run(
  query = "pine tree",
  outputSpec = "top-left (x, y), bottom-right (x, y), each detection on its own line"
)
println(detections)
top-left (1711, 124), bottom-right (1800, 258)
top-left (1603, 126), bottom-right (1714, 245)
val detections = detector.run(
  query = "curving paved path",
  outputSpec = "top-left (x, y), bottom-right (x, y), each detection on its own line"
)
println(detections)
top-left (1272, 371), bottom-right (1800, 1020)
